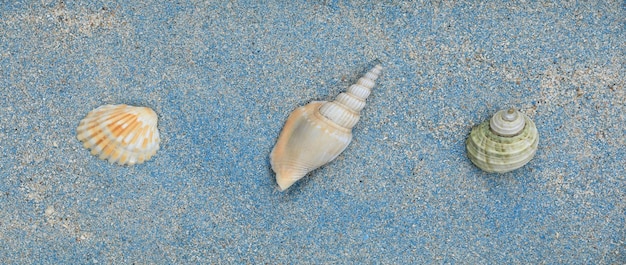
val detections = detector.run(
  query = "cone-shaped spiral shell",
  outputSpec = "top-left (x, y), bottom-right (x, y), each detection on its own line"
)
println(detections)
top-left (76, 104), bottom-right (160, 165)
top-left (270, 65), bottom-right (382, 191)
top-left (466, 108), bottom-right (539, 173)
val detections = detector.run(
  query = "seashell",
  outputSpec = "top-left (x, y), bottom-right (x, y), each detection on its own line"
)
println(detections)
top-left (466, 108), bottom-right (539, 173)
top-left (270, 64), bottom-right (383, 191)
top-left (76, 104), bottom-right (160, 165)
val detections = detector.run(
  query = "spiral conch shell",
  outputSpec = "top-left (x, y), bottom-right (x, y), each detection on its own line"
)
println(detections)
top-left (466, 108), bottom-right (539, 173)
top-left (76, 104), bottom-right (160, 165)
top-left (270, 65), bottom-right (383, 191)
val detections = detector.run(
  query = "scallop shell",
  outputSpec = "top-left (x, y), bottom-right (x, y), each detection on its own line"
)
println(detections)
top-left (76, 104), bottom-right (160, 165)
top-left (466, 108), bottom-right (539, 173)
top-left (270, 64), bottom-right (383, 191)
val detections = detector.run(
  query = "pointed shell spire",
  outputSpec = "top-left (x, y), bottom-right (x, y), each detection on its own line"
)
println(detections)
top-left (318, 65), bottom-right (382, 129)
top-left (270, 64), bottom-right (382, 191)
top-left (490, 108), bottom-right (526, 137)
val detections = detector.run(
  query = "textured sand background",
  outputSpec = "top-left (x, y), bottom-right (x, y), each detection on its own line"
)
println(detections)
top-left (1, 1), bottom-right (624, 263)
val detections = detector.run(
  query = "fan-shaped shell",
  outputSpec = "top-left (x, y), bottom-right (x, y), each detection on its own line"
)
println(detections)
top-left (466, 108), bottom-right (539, 173)
top-left (76, 104), bottom-right (160, 165)
top-left (270, 64), bottom-right (382, 191)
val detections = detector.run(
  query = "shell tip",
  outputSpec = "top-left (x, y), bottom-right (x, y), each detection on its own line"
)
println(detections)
top-left (372, 64), bottom-right (383, 73)
top-left (276, 174), bottom-right (299, 192)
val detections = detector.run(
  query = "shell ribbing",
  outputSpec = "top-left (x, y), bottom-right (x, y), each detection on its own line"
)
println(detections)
top-left (319, 65), bottom-right (382, 129)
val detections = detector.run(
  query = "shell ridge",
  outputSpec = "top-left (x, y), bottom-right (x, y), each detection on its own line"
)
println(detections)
top-left (346, 84), bottom-right (371, 99)
top-left (320, 102), bottom-right (359, 127)
top-left (105, 113), bottom-right (136, 139)
top-left (120, 119), bottom-right (142, 144)
top-left (313, 105), bottom-right (354, 133)
top-left (336, 93), bottom-right (366, 112)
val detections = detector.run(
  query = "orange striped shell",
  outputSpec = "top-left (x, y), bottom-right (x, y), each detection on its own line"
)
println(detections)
top-left (76, 104), bottom-right (160, 165)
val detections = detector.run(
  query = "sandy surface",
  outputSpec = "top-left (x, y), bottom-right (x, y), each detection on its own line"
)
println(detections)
top-left (0, 1), bottom-right (624, 263)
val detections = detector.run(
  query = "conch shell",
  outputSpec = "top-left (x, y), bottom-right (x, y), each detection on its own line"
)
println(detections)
top-left (270, 65), bottom-right (383, 191)
top-left (466, 108), bottom-right (539, 173)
